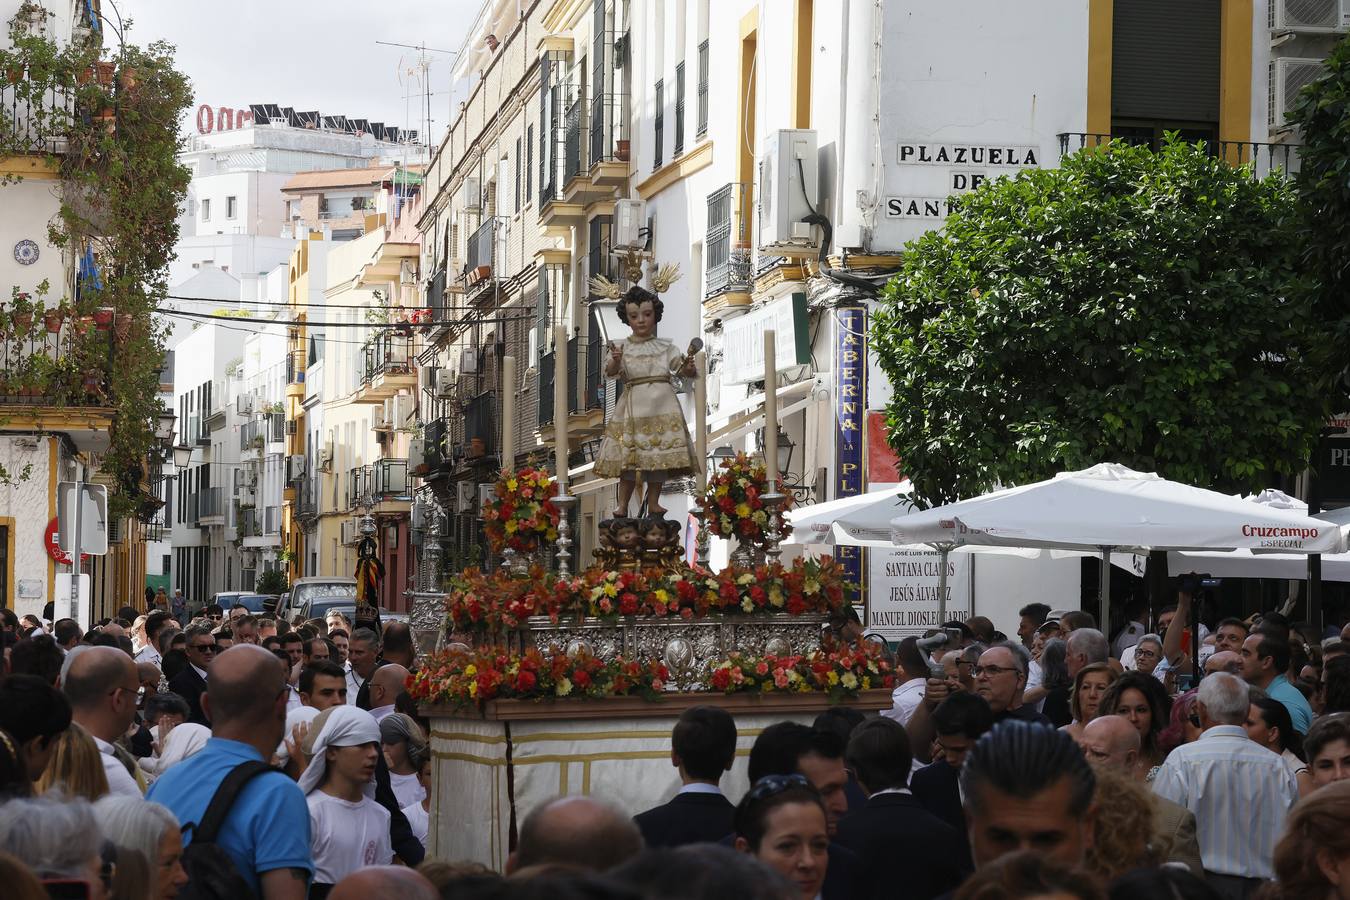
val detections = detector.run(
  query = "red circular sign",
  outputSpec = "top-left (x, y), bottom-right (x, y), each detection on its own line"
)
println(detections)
top-left (44, 518), bottom-right (89, 565)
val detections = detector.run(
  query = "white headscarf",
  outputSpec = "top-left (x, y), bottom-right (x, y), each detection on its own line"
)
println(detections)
top-left (274, 705), bottom-right (322, 766)
top-left (296, 705), bottom-right (381, 796)
top-left (141, 723), bottom-right (211, 778)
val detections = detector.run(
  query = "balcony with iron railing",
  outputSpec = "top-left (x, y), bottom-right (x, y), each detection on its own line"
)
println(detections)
top-left (295, 478), bottom-right (318, 519)
top-left (285, 348), bottom-right (307, 397)
top-left (1, 79), bottom-right (74, 155)
top-left (704, 183), bottom-right (755, 303)
top-left (464, 392), bottom-right (496, 461)
top-left (585, 314), bottom-right (604, 414)
top-left (265, 411), bottom-right (286, 448)
top-left (1057, 133), bottom-right (1301, 179)
top-left (184, 492), bottom-right (200, 529)
top-left (416, 416), bottom-right (449, 477)
top-left (564, 95), bottom-right (585, 185)
top-left (240, 418), bottom-right (262, 455)
top-left (426, 266), bottom-right (449, 325)
top-left (239, 507), bottom-right (263, 538)
top-left (347, 464), bottom-right (371, 510)
top-left (461, 217), bottom-right (505, 302)
top-left (588, 91), bottom-right (629, 187)
top-left (0, 321), bottom-right (116, 408)
top-left (538, 336), bottom-right (583, 428)
top-left (198, 487), bottom-right (225, 524)
top-left (356, 330), bottom-right (416, 404)
top-left (371, 458), bottom-right (409, 507)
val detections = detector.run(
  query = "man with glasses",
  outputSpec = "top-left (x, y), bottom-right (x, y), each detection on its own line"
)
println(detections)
top-left (204, 603), bottom-right (224, 625)
top-left (974, 642), bottom-right (1050, 726)
top-left (62, 646), bottom-right (144, 797)
top-left (170, 624), bottom-right (215, 725)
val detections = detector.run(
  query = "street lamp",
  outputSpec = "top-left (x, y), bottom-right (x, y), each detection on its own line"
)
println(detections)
top-left (156, 412), bottom-right (176, 441)
top-left (172, 444), bottom-right (193, 469)
top-left (709, 445), bottom-right (735, 480)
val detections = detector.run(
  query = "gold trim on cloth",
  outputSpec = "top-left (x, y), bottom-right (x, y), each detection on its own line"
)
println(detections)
top-left (625, 376), bottom-right (671, 387)
top-left (593, 411), bottom-right (698, 478)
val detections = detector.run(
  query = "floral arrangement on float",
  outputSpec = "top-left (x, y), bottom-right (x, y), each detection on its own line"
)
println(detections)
top-left (408, 645), bottom-right (669, 708)
top-left (696, 451), bottom-right (793, 547)
top-left (480, 467), bottom-right (561, 554)
top-left (407, 639), bottom-right (892, 709)
top-left (442, 556), bottom-right (852, 633)
top-left (708, 642), bottom-right (896, 702)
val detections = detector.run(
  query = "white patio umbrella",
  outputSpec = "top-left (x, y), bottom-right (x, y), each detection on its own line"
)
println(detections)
top-left (888, 463), bottom-right (1346, 626)
top-left (785, 483), bottom-right (918, 547)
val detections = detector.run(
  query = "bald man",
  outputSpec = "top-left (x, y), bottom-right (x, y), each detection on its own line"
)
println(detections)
top-left (1080, 716), bottom-right (1203, 875)
top-left (368, 664), bottom-right (410, 723)
top-left (330, 866), bottom-right (437, 900)
top-left (147, 645), bottom-right (314, 900)
top-left (508, 796), bottom-right (644, 874)
top-left (63, 646), bottom-right (143, 797)
top-left (1205, 650), bottom-right (1242, 676)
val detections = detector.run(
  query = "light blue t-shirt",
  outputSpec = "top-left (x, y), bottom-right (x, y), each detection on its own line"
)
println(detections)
top-left (1266, 674), bottom-right (1314, 735)
top-left (147, 737), bottom-right (313, 892)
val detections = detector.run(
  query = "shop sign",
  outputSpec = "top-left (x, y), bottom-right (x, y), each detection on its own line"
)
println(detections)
top-left (835, 307), bottom-right (867, 602)
top-left (866, 547), bottom-right (972, 640)
top-left (721, 292), bottom-right (811, 385)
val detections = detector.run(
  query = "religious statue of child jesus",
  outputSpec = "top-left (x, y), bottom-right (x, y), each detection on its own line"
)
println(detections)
top-left (591, 282), bottom-right (700, 518)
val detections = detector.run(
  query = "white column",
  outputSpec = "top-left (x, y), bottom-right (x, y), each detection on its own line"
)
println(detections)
top-left (501, 355), bottom-right (516, 471)
top-left (763, 330), bottom-right (777, 486)
top-left (553, 326), bottom-right (569, 485)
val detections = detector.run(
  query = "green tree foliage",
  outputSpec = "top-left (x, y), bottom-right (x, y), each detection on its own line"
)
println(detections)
top-left (872, 137), bottom-right (1342, 506)
top-left (1289, 34), bottom-right (1350, 368)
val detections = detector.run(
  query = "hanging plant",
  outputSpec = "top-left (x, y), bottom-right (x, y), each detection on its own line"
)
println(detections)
top-left (42, 309), bottom-right (63, 333)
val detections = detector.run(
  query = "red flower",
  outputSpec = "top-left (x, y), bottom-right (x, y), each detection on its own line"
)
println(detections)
top-left (515, 669), bottom-right (537, 691)
top-left (619, 592), bottom-right (639, 615)
top-left (573, 669), bottom-right (592, 688)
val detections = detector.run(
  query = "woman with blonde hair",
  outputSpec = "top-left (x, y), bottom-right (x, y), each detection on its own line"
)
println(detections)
top-left (1061, 662), bottom-right (1117, 741)
top-left (1083, 767), bottom-right (1158, 880)
top-left (1262, 780), bottom-right (1350, 899)
top-left (35, 722), bottom-right (109, 800)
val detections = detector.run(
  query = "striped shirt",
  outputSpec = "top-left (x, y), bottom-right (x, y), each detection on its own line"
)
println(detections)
top-left (1151, 725), bottom-right (1298, 879)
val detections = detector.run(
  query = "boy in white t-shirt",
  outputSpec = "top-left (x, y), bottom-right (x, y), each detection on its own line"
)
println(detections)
top-left (298, 705), bottom-right (393, 894)
top-left (400, 753), bottom-right (432, 849)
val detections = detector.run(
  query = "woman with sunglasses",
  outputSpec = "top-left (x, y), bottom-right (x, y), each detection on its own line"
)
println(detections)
top-left (1060, 662), bottom-right (1117, 742)
top-left (1098, 671), bottom-right (1172, 779)
top-left (734, 775), bottom-right (830, 900)
top-left (1246, 695), bottom-right (1313, 797)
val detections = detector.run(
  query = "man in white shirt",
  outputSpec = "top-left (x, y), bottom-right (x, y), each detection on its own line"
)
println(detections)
top-left (1152, 672), bottom-right (1298, 898)
top-left (366, 665), bottom-right (410, 723)
top-left (881, 637), bottom-right (931, 726)
top-left (134, 610), bottom-right (172, 668)
top-left (63, 645), bottom-right (144, 797)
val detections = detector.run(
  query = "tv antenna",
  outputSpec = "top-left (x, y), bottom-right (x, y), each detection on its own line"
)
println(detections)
top-left (376, 40), bottom-right (458, 149)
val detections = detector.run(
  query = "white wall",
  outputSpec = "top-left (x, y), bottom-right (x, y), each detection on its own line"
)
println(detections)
top-left (0, 180), bottom-right (69, 307)
top-left (0, 435), bottom-right (60, 618)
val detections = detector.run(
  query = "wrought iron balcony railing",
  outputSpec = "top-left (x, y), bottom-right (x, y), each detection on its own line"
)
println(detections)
top-left (372, 458), bottom-right (409, 498)
top-left (1057, 133), bottom-right (1301, 179)
top-left (360, 330), bottom-right (413, 384)
top-left (705, 183), bottom-right (754, 298)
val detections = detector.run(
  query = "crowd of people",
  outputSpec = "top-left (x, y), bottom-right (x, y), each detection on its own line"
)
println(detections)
top-left (0, 587), bottom-right (1347, 900)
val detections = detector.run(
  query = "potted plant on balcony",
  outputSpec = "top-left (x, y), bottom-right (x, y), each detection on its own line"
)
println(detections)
top-left (94, 59), bottom-right (115, 86)
top-left (10, 291), bottom-right (34, 335)
top-left (81, 367), bottom-right (104, 398)
top-left (92, 307), bottom-right (114, 329)
top-left (42, 307), bottom-right (65, 334)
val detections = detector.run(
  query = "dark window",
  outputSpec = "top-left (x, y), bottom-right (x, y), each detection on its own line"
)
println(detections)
top-left (514, 138), bottom-right (522, 212)
top-left (1111, 0), bottom-right (1220, 141)
top-left (526, 124), bottom-right (534, 202)
top-left (654, 79), bottom-right (664, 169)
top-left (697, 40), bottom-right (709, 137)
top-left (675, 62), bottom-right (686, 156)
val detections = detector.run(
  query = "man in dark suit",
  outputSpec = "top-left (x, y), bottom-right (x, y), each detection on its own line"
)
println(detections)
top-left (910, 692), bottom-right (994, 871)
top-left (634, 705), bottom-right (738, 848)
top-left (167, 624), bottom-right (215, 725)
top-left (836, 717), bottom-right (965, 900)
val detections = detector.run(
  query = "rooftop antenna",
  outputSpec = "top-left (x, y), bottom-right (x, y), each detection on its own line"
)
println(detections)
top-left (376, 40), bottom-right (457, 150)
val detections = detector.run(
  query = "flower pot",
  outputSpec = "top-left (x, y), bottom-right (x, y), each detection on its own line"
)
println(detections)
top-left (469, 436), bottom-right (486, 458)
top-left (93, 307), bottom-right (114, 328)
top-left (616, 139), bottom-right (630, 162)
top-left (13, 313), bottom-right (33, 332)
top-left (76, 65), bottom-right (92, 86)
top-left (118, 68), bottom-right (137, 91)
top-left (42, 312), bottom-right (63, 334)
top-left (82, 373), bottom-right (101, 395)
top-left (94, 61), bottom-right (115, 86)
top-left (95, 111), bottom-right (116, 134)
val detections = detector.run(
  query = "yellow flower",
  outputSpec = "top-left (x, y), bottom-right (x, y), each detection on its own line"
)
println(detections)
top-left (769, 586), bottom-right (785, 607)
top-left (737, 573), bottom-right (755, 585)
top-left (556, 677), bottom-right (573, 696)
top-left (653, 589), bottom-right (669, 604)
top-left (862, 677), bottom-right (872, 690)
top-left (603, 582), bottom-right (619, 597)
top-left (715, 485), bottom-right (729, 498)
top-left (506, 478), bottom-right (518, 491)
top-left (827, 671), bottom-right (840, 686)
top-left (504, 520), bottom-right (518, 533)
top-left (468, 681), bottom-right (478, 697)
top-left (804, 577), bottom-right (820, 594)
top-left (463, 664), bottom-right (477, 677)
top-left (841, 673), bottom-right (858, 690)
top-left (546, 528), bottom-right (558, 540)
top-left (741, 598), bottom-right (754, 613)
top-left (735, 503), bottom-right (751, 517)
top-left (752, 511), bottom-right (767, 524)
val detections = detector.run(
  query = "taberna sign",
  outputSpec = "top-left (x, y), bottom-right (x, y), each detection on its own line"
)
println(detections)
top-left (835, 307), bottom-right (867, 605)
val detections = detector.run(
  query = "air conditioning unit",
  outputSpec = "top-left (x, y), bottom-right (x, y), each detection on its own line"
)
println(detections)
top-left (390, 394), bottom-right (414, 430)
top-left (435, 368), bottom-right (456, 398)
top-left (613, 198), bottom-right (647, 249)
top-left (408, 437), bottom-right (425, 472)
top-left (373, 406), bottom-right (388, 430)
top-left (1271, 0), bottom-right (1350, 32)
top-left (319, 442), bottom-right (333, 472)
top-left (236, 395), bottom-right (254, 415)
top-left (460, 176), bottom-right (481, 212)
top-left (1270, 57), bottom-right (1328, 129)
top-left (287, 454), bottom-right (306, 481)
top-left (477, 483), bottom-right (495, 509)
top-left (285, 419), bottom-right (298, 436)
top-left (418, 365), bottom-right (437, 396)
top-left (758, 128), bottom-right (820, 257)
top-left (457, 481), bottom-right (476, 512)
top-left (460, 346), bottom-right (479, 374)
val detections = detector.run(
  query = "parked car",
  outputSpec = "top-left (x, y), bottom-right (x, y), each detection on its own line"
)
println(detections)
top-left (210, 591), bottom-right (276, 615)
top-left (282, 577), bottom-right (358, 623)
top-left (297, 596), bottom-right (407, 628)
